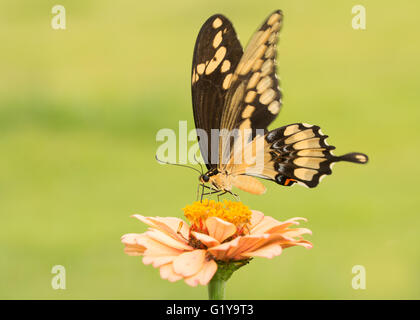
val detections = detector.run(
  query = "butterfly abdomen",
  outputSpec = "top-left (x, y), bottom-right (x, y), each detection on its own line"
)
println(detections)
top-left (232, 175), bottom-right (266, 195)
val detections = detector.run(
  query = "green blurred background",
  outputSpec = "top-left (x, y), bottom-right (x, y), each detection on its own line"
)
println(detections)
top-left (1, 0), bottom-right (419, 299)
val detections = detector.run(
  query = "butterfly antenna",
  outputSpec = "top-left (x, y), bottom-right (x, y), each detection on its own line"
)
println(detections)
top-left (193, 154), bottom-right (204, 175)
top-left (155, 154), bottom-right (202, 175)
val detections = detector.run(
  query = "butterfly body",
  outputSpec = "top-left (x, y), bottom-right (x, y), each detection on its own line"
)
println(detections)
top-left (191, 10), bottom-right (368, 196)
top-left (200, 170), bottom-right (266, 195)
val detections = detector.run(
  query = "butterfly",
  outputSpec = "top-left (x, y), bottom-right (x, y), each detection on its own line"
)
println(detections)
top-left (191, 10), bottom-right (368, 197)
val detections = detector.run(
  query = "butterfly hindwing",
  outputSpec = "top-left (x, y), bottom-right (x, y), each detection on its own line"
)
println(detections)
top-left (191, 14), bottom-right (243, 169)
top-left (264, 123), bottom-right (368, 188)
top-left (230, 123), bottom-right (368, 188)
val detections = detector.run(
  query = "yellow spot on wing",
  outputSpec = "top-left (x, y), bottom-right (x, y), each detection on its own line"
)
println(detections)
top-left (294, 168), bottom-right (317, 181)
top-left (212, 18), bottom-right (222, 29)
top-left (267, 13), bottom-right (281, 26)
top-left (222, 73), bottom-right (232, 89)
top-left (268, 32), bottom-right (277, 44)
top-left (268, 100), bottom-right (280, 114)
top-left (293, 138), bottom-right (321, 150)
top-left (285, 129), bottom-right (316, 144)
top-left (247, 72), bottom-right (261, 89)
top-left (256, 76), bottom-right (273, 94)
top-left (206, 46), bottom-right (226, 75)
top-left (257, 28), bottom-right (271, 46)
top-left (213, 31), bottom-right (223, 48)
top-left (297, 149), bottom-right (326, 157)
top-left (271, 21), bottom-right (282, 32)
top-left (252, 59), bottom-right (264, 71)
top-left (294, 157), bottom-right (326, 169)
top-left (284, 124), bottom-right (300, 136)
top-left (242, 105), bottom-right (255, 118)
top-left (192, 69), bottom-right (198, 84)
top-left (259, 88), bottom-right (276, 105)
top-left (221, 60), bottom-right (231, 73)
top-left (261, 59), bottom-right (274, 77)
top-left (245, 90), bottom-right (256, 103)
top-left (265, 46), bottom-right (276, 59)
top-left (197, 63), bottom-right (205, 75)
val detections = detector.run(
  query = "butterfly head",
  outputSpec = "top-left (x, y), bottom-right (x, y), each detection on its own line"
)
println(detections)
top-left (199, 168), bottom-right (217, 184)
top-left (199, 174), bottom-right (210, 183)
top-left (199, 169), bottom-right (232, 192)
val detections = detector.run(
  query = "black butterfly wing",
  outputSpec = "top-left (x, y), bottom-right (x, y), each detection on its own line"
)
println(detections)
top-left (191, 14), bottom-right (243, 169)
top-left (263, 123), bottom-right (368, 187)
top-left (219, 10), bottom-right (284, 166)
top-left (228, 123), bottom-right (368, 188)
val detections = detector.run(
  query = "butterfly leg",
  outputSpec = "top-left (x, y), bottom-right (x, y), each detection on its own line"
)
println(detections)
top-left (226, 190), bottom-right (240, 201)
top-left (196, 183), bottom-right (213, 200)
top-left (201, 190), bottom-right (222, 198)
top-left (217, 191), bottom-right (228, 201)
top-left (199, 184), bottom-right (215, 201)
top-left (196, 183), bottom-right (200, 201)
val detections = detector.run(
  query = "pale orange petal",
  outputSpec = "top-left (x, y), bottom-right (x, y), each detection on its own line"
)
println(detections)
top-left (224, 235), bottom-right (272, 259)
top-left (131, 215), bottom-right (189, 242)
top-left (265, 217), bottom-right (308, 234)
top-left (210, 233), bottom-right (288, 260)
top-left (296, 241), bottom-right (313, 249)
top-left (139, 236), bottom-right (185, 267)
top-left (159, 263), bottom-right (183, 282)
top-left (123, 246), bottom-right (144, 256)
top-left (184, 259), bottom-right (218, 287)
top-left (121, 232), bottom-right (184, 267)
top-left (121, 233), bottom-right (147, 256)
top-left (146, 229), bottom-right (193, 251)
top-left (142, 237), bottom-right (184, 256)
top-left (173, 249), bottom-right (206, 277)
top-left (143, 255), bottom-right (178, 268)
top-left (206, 217), bottom-right (237, 243)
top-left (191, 231), bottom-right (220, 247)
top-left (281, 240), bottom-right (313, 249)
top-left (249, 210), bottom-right (264, 228)
top-left (250, 215), bottom-right (282, 235)
top-left (282, 228), bottom-right (312, 238)
top-left (285, 217), bottom-right (308, 224)
top-left (207, 237), bottom-right (240, 261)
top-left (241, 233), bottom-right (294, 254)
top-left (241, 243), bottom-right (282, 259)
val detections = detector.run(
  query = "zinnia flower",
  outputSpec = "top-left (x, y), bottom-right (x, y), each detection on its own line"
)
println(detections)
top-left (121, 200), bottom-right (312, 289)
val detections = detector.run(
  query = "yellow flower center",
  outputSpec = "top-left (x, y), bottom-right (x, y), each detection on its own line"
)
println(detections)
top-left (183, 199), bottom-right (252, 230)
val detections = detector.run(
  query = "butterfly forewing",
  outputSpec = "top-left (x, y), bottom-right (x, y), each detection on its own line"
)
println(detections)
top-left (219, 10), bottom-right (284, 168)
top-left (191, 14), bottom-right (243, 169)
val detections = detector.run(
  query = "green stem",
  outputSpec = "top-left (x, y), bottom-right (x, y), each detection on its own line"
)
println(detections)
top-left (208, 276), bottom-right (226, 300)
top-left (207, 259), bottom-right (251, 300)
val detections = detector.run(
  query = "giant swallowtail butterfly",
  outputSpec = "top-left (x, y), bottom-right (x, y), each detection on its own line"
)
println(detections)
top-left (191, 10), bottom-right (368, 196)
